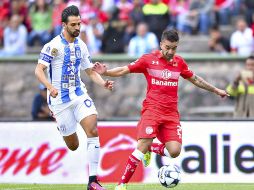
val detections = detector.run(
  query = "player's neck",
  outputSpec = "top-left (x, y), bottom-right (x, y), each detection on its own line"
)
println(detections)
top-left (62, 31), bottom-right (75, 43)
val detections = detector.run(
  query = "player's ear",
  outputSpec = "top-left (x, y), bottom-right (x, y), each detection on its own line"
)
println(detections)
top-left (62, 22), bottom-right (66, 29)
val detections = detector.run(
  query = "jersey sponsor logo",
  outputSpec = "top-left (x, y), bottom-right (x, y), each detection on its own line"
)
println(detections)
top-left (145, 126), bottom-right (153, 135)
top-left (40, 53), bottom-right (53, 63)
top-left (151, 78), bottom-right (178, 86)
top-left (152, 60), bottom-right (159, 65)
top-left (161, 69), bottom-right (172, 80)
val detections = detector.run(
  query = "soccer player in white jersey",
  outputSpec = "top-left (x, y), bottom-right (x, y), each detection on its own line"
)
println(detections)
top-left (35, 5), bottom-right (112, 190)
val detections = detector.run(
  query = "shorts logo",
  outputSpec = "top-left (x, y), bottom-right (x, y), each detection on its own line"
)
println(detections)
top-left (162, 69), bottom-right (172, 80)
top-left (177, 125), bottom-right (182, 139)
top-left (59, 124), bottom-right (66, 133)
top-left (84, 99), bottom-right (92, 107)
top-left (145, 126), bottom-right (153, 135)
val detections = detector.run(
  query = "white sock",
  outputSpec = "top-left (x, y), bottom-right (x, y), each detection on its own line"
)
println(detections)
top-left (87, 137), bottom-right (100, 176)
top-left (164, 147), bottom-right (172, 158)
top-left (132, 149), bottom-right (144, 160)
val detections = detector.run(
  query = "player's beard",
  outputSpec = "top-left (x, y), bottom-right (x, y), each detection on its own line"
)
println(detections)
top-left (162, 50), bottom-right (174, 61)
top-left (66, 27), bottom-right (80, 38)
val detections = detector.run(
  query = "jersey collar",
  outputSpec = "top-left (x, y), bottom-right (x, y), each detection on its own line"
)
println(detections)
top-left (153, 50), bottom-right (175, 65)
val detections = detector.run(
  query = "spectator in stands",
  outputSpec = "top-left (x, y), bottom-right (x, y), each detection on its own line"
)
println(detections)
top-left (169, 0), bottom-right (190, 34)
top-left (130, 0), bottom-right (145, 26)
top-left (116, 0), bottom-right (134, 22)
top-left (0, 0), bottom-right (10, 45)
top-left (242, 0), bottom-right (254, 27)
top-left (28, 0), bottom-right (53, 46)
top-left (212, 0), bottom-right (234, 26)
top-left (0, 14), bottom-right (27, 57)
top-left (101, 8), bottom-right (126, 53)
top-left (80, 13), bottom-right (104, 55)
top-left (142, 0), bottom-right (169, 41)
top-left (208, 25), bottom-right (230, 54)
top-left (128, 22), bottom-right (159, 56)
top-left (184, 0), bottom-right (214, 35)
top-left (230, 18), bottom-right (253, 56)
top-left (31, 84), bottom-right (54, 121)
top-left (52, 0), bottom-right (67, 37)
top-left (226, 55), bottom-right (254, 118)
top-left (9, 0), bottom-right (31, 32)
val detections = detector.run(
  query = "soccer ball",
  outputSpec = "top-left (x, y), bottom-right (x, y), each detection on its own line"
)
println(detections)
top-left (158, 164), bottom-right (181, 188)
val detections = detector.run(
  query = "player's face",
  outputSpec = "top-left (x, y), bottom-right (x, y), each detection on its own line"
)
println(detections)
top-left (246, 59), bottom-right (254, 72)
top-left (160, 40), bottom-right (178, 61)
top-left (64, 16), bottom-right (81, 38)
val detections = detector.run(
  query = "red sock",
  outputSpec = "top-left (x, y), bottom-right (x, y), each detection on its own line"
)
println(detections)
top-left (119, 154), bottom-right (140, 184)
top-left (149, 143), bottom-right (165, 156)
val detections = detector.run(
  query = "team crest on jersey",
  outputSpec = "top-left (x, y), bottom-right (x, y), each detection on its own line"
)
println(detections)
top-left (173, 62), bottom-right (178, 67)
top-left (161, 69), bottom-right (172, 80)
top-left (145, 126), bottom-right (153, 135)
top-left (51, 48), bottom-right (58, 56)
top-left (75, 49), bottom-right (81, 58)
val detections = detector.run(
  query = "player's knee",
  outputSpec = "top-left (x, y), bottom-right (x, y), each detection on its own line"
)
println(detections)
top-left (168, 149), bottom-right (181, 158)
top-left (87, 128), bottom-right (98, 137)
top-left (67, 142), bottom-right (79, 151)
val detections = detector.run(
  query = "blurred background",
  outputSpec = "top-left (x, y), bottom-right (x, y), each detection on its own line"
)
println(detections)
top-left (0, 0), bottom-right (254, 121)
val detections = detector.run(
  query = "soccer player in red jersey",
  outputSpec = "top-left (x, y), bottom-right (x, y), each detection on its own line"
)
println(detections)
top-left (93, 29), bottom-right (229, 190)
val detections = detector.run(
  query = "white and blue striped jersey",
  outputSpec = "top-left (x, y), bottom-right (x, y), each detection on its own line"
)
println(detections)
top-left (38, 33), bottom-right (93, 106)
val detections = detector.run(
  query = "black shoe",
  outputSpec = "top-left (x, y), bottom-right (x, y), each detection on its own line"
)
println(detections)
top-left (87, 178), bottom-right (106, 190)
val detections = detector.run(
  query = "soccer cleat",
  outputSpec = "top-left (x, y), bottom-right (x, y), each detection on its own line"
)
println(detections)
top-left (115, 183), bottom-right (127, 190)
top-left (142, 151), bottom-right (151, 167)
top-left (87, 180), bottom-right (106, 190)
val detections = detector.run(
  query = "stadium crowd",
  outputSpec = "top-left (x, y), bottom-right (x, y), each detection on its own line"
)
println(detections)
top-left (0, 0), bottom-right (254, 57)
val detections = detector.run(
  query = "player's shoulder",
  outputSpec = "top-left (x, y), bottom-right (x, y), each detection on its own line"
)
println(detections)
top-left (174, 54), bottom-right (186, 64)
top-left (42, 35), bottom-right (61, 50)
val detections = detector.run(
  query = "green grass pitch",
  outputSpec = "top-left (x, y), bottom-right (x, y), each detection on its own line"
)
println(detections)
top-left (0, 183), bottom-right (253, 190)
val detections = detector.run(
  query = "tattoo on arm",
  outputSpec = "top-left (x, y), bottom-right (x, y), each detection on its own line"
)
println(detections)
top-left (191, 75), bottom-right (216, 93)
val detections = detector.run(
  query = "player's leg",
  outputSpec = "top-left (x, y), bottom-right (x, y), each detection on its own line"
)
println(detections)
top-left (53, 105), bottom-right (79, 151)
top-left (118, 138), bottom-right (153, 183)
top-left (116, 112), bottom-right (158, 189)
top-left (74, 96), bottom-right (105, 190)
top-left (149, 123), bottom-right (182, 158)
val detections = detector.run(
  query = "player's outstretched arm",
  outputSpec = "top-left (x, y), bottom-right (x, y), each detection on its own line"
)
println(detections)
top-left (93, 62), bottom-right (130, 77)
top-left (187, 74), bottom-right (229, 98)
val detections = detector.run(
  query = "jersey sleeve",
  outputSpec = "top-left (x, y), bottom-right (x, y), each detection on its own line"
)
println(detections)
top-left (38, 44), bottom-right (54, 67)
top-left (180, 58), bottom-right (194, 79)
top-left (80, 42), bottom-right (93, 70)
top-left (127, 55), bottom-right (146, 73)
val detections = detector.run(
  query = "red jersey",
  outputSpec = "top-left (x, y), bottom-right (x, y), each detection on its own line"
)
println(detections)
top-left (128, 50), bottom-right (193, 116)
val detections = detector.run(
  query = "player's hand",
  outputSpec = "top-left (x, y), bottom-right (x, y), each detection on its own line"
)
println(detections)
top-left (214, 88), bottom-right (230, 98)
top-left (49, 86), bottom-right (58, 98)
top-left (93, 62), bottom-right (107, 75)
top-left (104, 80), bottom-right (114, 91)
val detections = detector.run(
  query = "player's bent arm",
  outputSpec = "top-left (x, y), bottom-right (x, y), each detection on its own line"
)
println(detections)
top-left (35, 63), bottom-right (58, 98)
top-left (187, 74), bottom-right (218, 93)
top-left (85, 68), bottom-right (108, 87)
top-left (35, 63), bottom-right (52, 90)
top-left (104, 66), bottom-right (130, 77)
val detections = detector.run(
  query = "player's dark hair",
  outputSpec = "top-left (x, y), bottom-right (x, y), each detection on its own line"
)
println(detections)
top-left (247, 55), bottom-right (254, 60)
top-left (61, 5), bottom-right (80, 23)
top-left (161, 29), bottom-right (179, 42)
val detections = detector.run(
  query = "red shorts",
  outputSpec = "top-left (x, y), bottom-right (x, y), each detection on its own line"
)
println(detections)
top-left (137, 109), bottom-right (182, 144)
